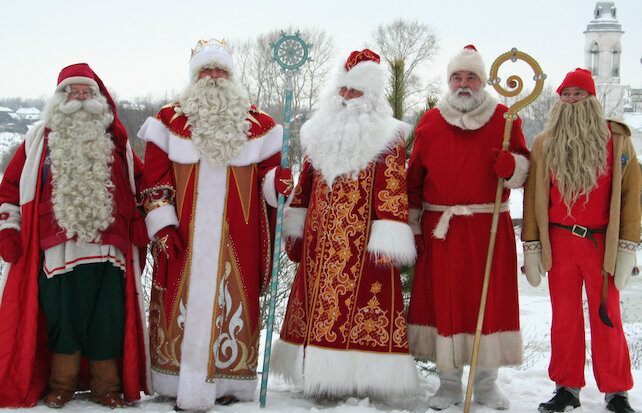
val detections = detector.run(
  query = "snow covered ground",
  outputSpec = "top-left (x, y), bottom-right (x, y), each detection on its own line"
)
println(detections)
top-left (2, 189), bottom-right (642, 412)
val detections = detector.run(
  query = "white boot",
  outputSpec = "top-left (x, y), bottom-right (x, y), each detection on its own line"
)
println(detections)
top-left (428, 369), bottom-right (463, 410)
top-left (473, 368), bottom-right (509, 410)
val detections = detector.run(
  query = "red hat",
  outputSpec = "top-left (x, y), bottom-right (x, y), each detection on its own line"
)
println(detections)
top-left (556, 68), bottom-right (596, 96)
top-left (345, 49), bottom-right (381, 71)
top-left (55, 63), bottom-right (128, 148)
top-left (447, 44), bottom-right (487, 86)
top-left (335, 49), bottom-right (385, 96)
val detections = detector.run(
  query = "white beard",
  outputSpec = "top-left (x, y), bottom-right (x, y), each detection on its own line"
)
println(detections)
top-left (446, 87), bottom-right (485, 113)
top-left (300, 91), bottom-right (396, 185)
top-left (45, 93), bottom-right (115, 243)
top-left (178, 76), bottom-right (251, 165)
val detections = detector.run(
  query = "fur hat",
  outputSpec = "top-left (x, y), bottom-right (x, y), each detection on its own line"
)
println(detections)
top-left (189, 38), bottom-right (235, 81)
top-left (447, 45), bottom-right (487, 86)
top-left (556, 68), bottom-right (596, 96)
top-left (334, 49), bottom-right (385, 97)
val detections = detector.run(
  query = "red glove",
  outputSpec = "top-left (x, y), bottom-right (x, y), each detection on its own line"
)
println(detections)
top-left (0, 228), bottom-right (22, 264)
top-left (130, 217), bottom-right (150, 247)
top-left (155, 226), bottom-right (183, 261)
top-left (274, 167), bottom-right (293, 197)
top-left (492, 148), bottom-right (515, 179)
top-left (414, 234), bottom-right (424, 255)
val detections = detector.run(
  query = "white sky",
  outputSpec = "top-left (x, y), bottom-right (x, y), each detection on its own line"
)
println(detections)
top-left (1, 0), bottom-right (641, 101)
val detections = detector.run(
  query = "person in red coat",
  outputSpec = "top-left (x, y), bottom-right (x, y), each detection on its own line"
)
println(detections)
top-left (406, 45), bottom-right (529, 410)
top-left (0, 63), bottom-right (151, 408)
top-left (522, 68), bottom-right (639, 413)
top-left (138, 39), bottom-right (291, 411)
top-left (270, 49), bottom-right (419, 398)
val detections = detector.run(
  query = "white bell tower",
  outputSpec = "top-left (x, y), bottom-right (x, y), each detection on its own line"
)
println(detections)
top-left (584, 2), bottom-right (623, 84)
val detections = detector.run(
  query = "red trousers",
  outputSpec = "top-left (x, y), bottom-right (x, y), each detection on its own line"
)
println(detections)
top-left (547, 226), bottom-right (633, 393)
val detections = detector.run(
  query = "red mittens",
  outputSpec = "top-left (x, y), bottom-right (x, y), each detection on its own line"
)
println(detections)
top-left (155, 226), bottom-right (183, 260)
top-left (0, 228), bottom-right (22, 264)
top-left (492, 148), bottom-right (515, 179)
top-left (274, 167), bottom-right (294, 197)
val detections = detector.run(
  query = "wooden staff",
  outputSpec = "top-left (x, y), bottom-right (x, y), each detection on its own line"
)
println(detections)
top-left (464, 48), bottom-right (545, 413)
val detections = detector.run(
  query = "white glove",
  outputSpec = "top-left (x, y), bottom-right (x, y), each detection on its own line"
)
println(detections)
top-left (522, 241), bottom-right (545, 287)
top-left (614, 239), bottom-right (637, 291)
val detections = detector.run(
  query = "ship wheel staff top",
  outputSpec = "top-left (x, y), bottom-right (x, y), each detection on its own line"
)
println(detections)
top-left (259, 31), bottom-right (308, 408)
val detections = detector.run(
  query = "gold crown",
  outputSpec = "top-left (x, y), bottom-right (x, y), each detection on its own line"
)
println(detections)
top-left (191, 38), bottom-right (228, 59)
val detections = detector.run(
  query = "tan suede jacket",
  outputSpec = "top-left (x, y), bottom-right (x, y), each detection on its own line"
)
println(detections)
top-left (522, 119), bottom-right (641, 274)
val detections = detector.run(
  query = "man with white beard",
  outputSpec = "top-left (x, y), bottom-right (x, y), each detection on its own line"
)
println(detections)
top-left (406, 45), bottom-right (529, 410)
top-left (522, 68), bottom-right (639, 413)
top-left (0, 63), bottom-right (151, 408)
top-left (270, 49), bottom-right (419, 399)
top-left (138, 39), bottom-right (291, 411)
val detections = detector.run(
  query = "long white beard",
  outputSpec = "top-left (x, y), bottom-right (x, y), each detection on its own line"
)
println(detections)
top-left (45, 94), bottom-right (115, 243)
top-left (300, 91), bottom-right (393, 185)
top-left (446, 87), bottom-right (485, 113)
top-left (178, 77), bottom-right (251, 165)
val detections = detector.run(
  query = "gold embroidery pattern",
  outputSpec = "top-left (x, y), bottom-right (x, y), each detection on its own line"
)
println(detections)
top-left (141, 185), bottom-right (176, 214)
top-left (149, 292), bottom-right (182, 373)
top-left (392, 309), bottom-right (409, 349)
top-left (377, 142), bottom-right (408, 221)
top-left (348, 282), bottom-right (390, 347)
top-left (307, 168), bottom-right (372, 345)
top-left (285, 295), bottom-right (307, 339)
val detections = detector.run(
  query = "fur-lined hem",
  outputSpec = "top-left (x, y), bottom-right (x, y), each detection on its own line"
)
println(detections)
top-left (282, 207), bottom-right (307, 240)
top-left (269, 339), bottom-right (304, 385)
top-left (407, 324), bottom-right (523, 373)
top-left (437, 91), bottom-right (498, 131)
top-left (504, 153), bottom-right (529, 188)
top-left (366, 219), bottom-right (417, 265)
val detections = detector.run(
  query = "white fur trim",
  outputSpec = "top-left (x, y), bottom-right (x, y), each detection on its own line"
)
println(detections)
top-left (303, 345), bottom-right (419, 397)
top-left (282, 207), bottom-right (307, 241)
top-left (409, 208), bottom-right (422, 235)
top-left (437, 90), bottom-right (497, 131)
top-left (262, 167), bottom-right (278, 207)
top-left (336, 60), bottom-right (386, 97)
top-left (367, 219), bottom-right (417, 265)
top-left (56, 76), bottom-right (99, 93)
top-left (269, 339), bottom-right (304, 386)
top-left (504, 153), bottom-right (529, 189)
top-left (0, 203), bottom-right (21, 232)
top-left (145, 205), bottom-right (179, 239)
top-left (20, 122), bottom-right (45, 205)
top-left (447, 48), bottom-right (488, 85)
top-left (407, 324), bottom-right (523, 373)
top-left (189, 47), bottom-right (235, 81)
top-left (138, 117), bottom-right (283, 167)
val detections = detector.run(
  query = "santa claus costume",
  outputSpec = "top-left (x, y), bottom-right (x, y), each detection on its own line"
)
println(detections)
top-left (0, 63), bottom-right (151, 408)
top-left (406, 45), bottom-right (529, 410)
top-left (270, 50), bottom-right (419, 398)
top-left (522, 68), bottom-right (639, 413)
top-left (138, 39), bottom-right (286, 411)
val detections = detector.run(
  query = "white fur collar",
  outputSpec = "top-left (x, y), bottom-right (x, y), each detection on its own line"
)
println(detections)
top-left (302, 117), bottom-right (410, 185)
top-left (437, 90), bottom-right (498, 130)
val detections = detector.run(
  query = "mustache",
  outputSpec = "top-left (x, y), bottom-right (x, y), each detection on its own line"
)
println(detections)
top-left (58, 98), bottom-right (104, 115)
top-left (196, 76), bottom-right (229, 89)
top-left (455, 87), bottom-right (474, 96)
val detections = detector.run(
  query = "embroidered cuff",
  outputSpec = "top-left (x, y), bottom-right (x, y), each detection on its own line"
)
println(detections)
top-left (617, 239), bottom-right (638, 255)
top-left (141, 185), bottom-right (176, 214)
top-left (523, 240), bottom-right (542, 254)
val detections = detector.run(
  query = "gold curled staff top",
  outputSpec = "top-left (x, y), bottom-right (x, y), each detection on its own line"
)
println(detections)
top-left (487, 47), bottom-right (546, 119)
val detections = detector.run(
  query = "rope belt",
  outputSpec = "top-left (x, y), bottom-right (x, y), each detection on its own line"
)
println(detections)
top-left (423, 201), bottom-right (510, 239)
top-left (550, 222), bottom-right (605, 248)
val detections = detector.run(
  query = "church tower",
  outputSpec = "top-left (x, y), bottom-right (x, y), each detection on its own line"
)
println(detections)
top-left (584, 2), bottom-right (623, 84)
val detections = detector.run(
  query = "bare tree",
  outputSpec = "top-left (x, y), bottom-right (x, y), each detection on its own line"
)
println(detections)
top-left (371, 19), bottom-right (439, 120)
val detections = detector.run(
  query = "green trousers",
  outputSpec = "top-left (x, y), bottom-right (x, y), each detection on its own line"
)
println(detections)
top-left (38, 262), bottom-right (125, 360)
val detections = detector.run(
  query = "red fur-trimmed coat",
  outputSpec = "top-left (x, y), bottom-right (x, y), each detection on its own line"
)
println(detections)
top-left (138, 104), bottom-right (282, 409)
top-left (271, 119), bottom-right (419, 397)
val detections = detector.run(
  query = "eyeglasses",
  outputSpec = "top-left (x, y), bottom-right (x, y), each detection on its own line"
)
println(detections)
top-left (69, 91), bottom-right (93, 98)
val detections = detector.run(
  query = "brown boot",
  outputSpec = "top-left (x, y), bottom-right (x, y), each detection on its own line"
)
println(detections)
top-left (44, 351), bottom-right (81, 408)
top-left (89, 359), bottom-right (125, 408)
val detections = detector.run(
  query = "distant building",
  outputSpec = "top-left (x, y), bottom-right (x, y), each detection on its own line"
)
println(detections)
top-left (15, 107), bottom-right (40, 121)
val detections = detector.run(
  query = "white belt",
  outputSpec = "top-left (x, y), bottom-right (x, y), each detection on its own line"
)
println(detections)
top-left (423, 201), bottom-right (510, 239)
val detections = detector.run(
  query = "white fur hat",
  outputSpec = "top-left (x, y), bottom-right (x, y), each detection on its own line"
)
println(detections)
top-left (334, 49), bottom-right (385, 97)
top-left (447, 44), bottom-right (487, 86)
top-left (189, 39), bottom-right (235, 81)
